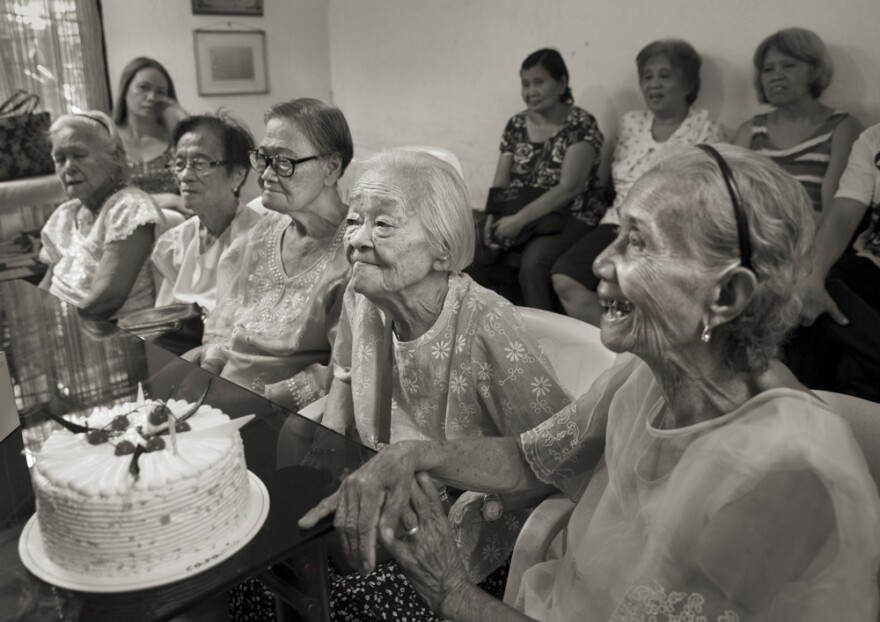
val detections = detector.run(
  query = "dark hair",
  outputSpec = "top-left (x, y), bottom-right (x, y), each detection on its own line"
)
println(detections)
top-left (112, 57), bottom-right (178, 126)
top-left (172, 112), bottom-right (255, 196)
top-left (636, 39), bottom-right (703, 106)
top-left (752, 28), bottom-right (833, 103)
top-left (264, 98), bottom-right (354, 176)
top-left (521, 48), bottom-right (573, 105)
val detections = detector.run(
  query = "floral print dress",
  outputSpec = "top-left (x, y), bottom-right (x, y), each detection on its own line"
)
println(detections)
top-left (500, 105), bottom-right (605, 226)
top-left (332, 272), bottom-right (573, 580)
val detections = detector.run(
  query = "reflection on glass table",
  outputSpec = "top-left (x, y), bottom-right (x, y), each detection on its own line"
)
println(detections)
top-left (0, 279), bottom-right (372, 621)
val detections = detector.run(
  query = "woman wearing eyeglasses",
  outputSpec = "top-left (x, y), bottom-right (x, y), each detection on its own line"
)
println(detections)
top-left (198, 98), bottom-right (353, 413)
top-left (150, 113), bottom-right (260, 313)
top-left (39, 111), bottom-right (165, 320)
top-left (301, 145), bottom-right (880, 621)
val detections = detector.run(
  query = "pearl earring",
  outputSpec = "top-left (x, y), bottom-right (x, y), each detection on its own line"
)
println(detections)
top-left (701, 323), bottom-right (712, 344)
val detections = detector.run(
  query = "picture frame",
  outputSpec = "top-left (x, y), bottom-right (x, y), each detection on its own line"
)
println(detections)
top-left (191, 0), bottom-right (263, 16)
top-left (193, 30), bottom-right (269, 96)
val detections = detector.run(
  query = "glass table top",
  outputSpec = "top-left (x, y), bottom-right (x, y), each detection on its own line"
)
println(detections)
top-left (0, 279), bottom-right (372, 621)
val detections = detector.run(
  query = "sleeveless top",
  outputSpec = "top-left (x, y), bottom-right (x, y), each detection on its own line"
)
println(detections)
top-left (748, 111), bottom-right (848, 212)
top-left (128, 145), bottom-right (179, 195)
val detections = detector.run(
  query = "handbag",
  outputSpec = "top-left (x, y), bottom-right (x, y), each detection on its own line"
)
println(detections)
top-left (484, 185), bottom-right (566, 247)
top-left (116, 302), bottom-right (205, 344)
top-left (0, 90), bottom-right (54, 182)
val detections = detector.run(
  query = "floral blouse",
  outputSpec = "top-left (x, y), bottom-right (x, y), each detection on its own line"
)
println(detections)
top-left (128, 145), bottom-right (179, 195)
top-left (603, 107), bottom-right (726, 225)
top-left (332, 272), bottom-right (573, 580)
top-left (500, 106), bottom-right (605, 226)
top-left (515, 355), bottom-right (880, 621)
top-left (202, 211), bottom-right (349, 410)
top-left (39, 187), bottom-right (164, 317)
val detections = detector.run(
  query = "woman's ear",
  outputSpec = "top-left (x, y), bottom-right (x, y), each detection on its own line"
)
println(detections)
top-left (323, 154), bottom-right (344, 186)
top-left (232, 166), bottom-right (247, 195)
top-left (707, 266), bottom-right (758, 327)
top-left (432, 253), bottom-right (452, 273)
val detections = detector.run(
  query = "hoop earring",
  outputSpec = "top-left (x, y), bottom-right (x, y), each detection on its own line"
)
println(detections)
top-left (701, 323), bottom-right (712, 344)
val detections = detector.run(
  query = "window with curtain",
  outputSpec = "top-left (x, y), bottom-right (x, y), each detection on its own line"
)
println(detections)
top-left (0, 0), bottom-right (110, 117)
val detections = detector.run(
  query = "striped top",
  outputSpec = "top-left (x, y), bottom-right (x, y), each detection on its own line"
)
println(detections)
top-left (748, 110), bottom-right (849, 212)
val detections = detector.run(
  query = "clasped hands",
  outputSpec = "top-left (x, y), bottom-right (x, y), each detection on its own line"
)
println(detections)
top-left (485, 214), bottom-right (527, 250)
top-left (298, 442), bottom-right (470, 613)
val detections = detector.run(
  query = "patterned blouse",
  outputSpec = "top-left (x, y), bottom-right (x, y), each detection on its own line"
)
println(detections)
top-left (202, 211), bottom-right (349, 410)
top-left (128, 145), bottom-right (179, 195)
top-left (500, 106), bottom-right (605, 226)
top-left (748, 110), bottom-right (849, 212)
top-left (39, 187), bottom-right (164, 317)
top-left (603, 108), bottom-right (726, 225)
top-left (332, 272), bottom-right (573, 580)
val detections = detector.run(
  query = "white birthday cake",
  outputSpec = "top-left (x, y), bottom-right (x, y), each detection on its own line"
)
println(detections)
top-left (30, 390), bottom-right (252, 576)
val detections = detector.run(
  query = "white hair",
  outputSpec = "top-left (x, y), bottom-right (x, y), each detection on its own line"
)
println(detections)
top-left (49, 110), bottom-right (129, 182)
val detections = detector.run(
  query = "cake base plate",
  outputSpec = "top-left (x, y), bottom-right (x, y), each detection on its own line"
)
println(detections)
top-left (18, 471), bottom-right (269, 593)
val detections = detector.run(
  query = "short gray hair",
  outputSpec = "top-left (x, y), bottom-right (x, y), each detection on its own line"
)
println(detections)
top-left (648, 145), bottom-right (815, 373)
top-left (753, 28), bottom-right (833, 103)
top-left (49, 111), bottom-right (130, 182)
top-left (265, 98), bottom-right (353, 177)
top-left (353, 150), bottom-right (475, 273)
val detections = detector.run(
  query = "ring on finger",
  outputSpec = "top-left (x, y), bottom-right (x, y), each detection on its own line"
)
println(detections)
top-left (405, 525), bottom-right (419, 536)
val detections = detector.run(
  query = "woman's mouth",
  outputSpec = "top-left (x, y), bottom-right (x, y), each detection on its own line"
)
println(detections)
top-left (600, 297), bottom-right (634, 321)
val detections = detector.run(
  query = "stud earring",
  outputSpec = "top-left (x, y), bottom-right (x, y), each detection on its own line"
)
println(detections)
top-left (701, 323), bottom-right (712, 344)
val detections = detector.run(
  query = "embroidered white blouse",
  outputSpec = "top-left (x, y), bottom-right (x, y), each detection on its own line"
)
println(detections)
top-left (202, 211), bottom-right (349, 410)
top-left (603, 108), bottom-right (726, 225)
top-left (516, 355), bottom-right (880, 621)
top-left (151, 204), bottom-right (262, 312)
top-left (39, 187), bottom-right (164, 316)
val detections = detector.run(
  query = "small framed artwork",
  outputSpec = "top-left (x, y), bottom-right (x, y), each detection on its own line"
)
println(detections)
top-left (191, 0), bottom-right (263, 16)
top-left (194, 30), bottom-right (269, 96)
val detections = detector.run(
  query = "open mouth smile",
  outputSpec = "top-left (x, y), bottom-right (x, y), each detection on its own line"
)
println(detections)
top-left (599, 297), bottom-right (634, 321)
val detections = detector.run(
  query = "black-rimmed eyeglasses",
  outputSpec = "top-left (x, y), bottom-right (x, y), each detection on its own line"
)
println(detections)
top-left (167, 158), bottom-right (229, 175)
top-left (695, 144), bottom-right (754, 272)
top-left (248, 150), bottom-right (323, 178)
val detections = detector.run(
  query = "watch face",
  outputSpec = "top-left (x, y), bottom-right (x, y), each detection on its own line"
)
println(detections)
top-left (481, 495), bottom-right (504, 522)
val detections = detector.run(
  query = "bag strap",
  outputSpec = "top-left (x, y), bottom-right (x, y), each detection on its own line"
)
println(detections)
top-left (0, 91), bottom-right (40, 117)
top-left (374, 313), bottom-right (394, 446)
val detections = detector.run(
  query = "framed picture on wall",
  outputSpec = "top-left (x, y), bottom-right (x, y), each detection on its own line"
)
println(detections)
top-left (191, 0), bottom-right (263, 16)
top-left (194, 30), bottom-right (269, 96)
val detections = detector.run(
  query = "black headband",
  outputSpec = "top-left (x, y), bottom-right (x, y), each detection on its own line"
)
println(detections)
top-left (696, 144), bottom-right (753, 271)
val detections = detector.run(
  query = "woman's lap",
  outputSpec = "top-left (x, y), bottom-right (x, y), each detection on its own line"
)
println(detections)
top-left (551, 223), bottom-right (617, 290)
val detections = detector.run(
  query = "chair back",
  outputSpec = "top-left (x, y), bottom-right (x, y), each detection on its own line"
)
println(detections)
top-left (516, 306), bottom-right (616, 397)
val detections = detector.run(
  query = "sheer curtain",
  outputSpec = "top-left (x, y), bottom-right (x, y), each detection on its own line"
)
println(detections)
top-left (0, 0), bottom-right (110, 117)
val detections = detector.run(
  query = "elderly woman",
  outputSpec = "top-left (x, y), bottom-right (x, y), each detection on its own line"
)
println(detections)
top-left (301, 145), bottom-right (880, 621)
top-left (151, 113), bottom-right (261, 311)
top-left (39, 111), bottom-right (164, 319)
top-left (199, 98), bottom-right (352, 412)
top-left (734, 28), bottom-right (861, 224)
top-left (317, 149), bottom-right (571, 619)
top-left (467, 48), bottom-right (605, 310)
top-left (552, 39), bottom-right (725, 326)
top-left (113, 57), bottom-right (188, 212)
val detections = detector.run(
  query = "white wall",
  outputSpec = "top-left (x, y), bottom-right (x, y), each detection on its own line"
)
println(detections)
top-left (101, 0), bottom-right (333, 201)
top-left (327, 0), bottom-right (880, 206)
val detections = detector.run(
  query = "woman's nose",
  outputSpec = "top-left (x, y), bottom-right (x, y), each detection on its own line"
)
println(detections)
top-left (261, 164), bottom-right (278, 183)
top-left (348, 223), bottom-right (373, 249)
top-left (593, 246), bottom-right (616, 282)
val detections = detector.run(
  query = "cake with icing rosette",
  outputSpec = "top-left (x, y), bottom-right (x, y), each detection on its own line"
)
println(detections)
top-left (30, 389), bottom-right (253, 577)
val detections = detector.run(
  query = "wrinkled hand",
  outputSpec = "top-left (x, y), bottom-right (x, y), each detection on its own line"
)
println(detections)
top-left (492, 214), bottom-right (526, 247)
top-left (799, 276), bottom-right (848, 326)
top-left (379, 473), bottom-right (471, 613)
top-left (298, 441), bottom-right (420, 575)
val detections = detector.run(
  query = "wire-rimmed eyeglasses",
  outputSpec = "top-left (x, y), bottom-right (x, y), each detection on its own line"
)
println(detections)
top-left (248, 150), bottom-right (324, 178)
top-left (167, 157), bottom-right (229, 176)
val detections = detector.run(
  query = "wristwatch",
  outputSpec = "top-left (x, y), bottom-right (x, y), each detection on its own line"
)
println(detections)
top-left (481, 493), bottom-right (503, 522)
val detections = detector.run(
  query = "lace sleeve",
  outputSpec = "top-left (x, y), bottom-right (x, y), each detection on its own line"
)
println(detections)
top-left (102, 189), bottom-right (164, 245)
top-left (518, 354), bottom-right (639, 500)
